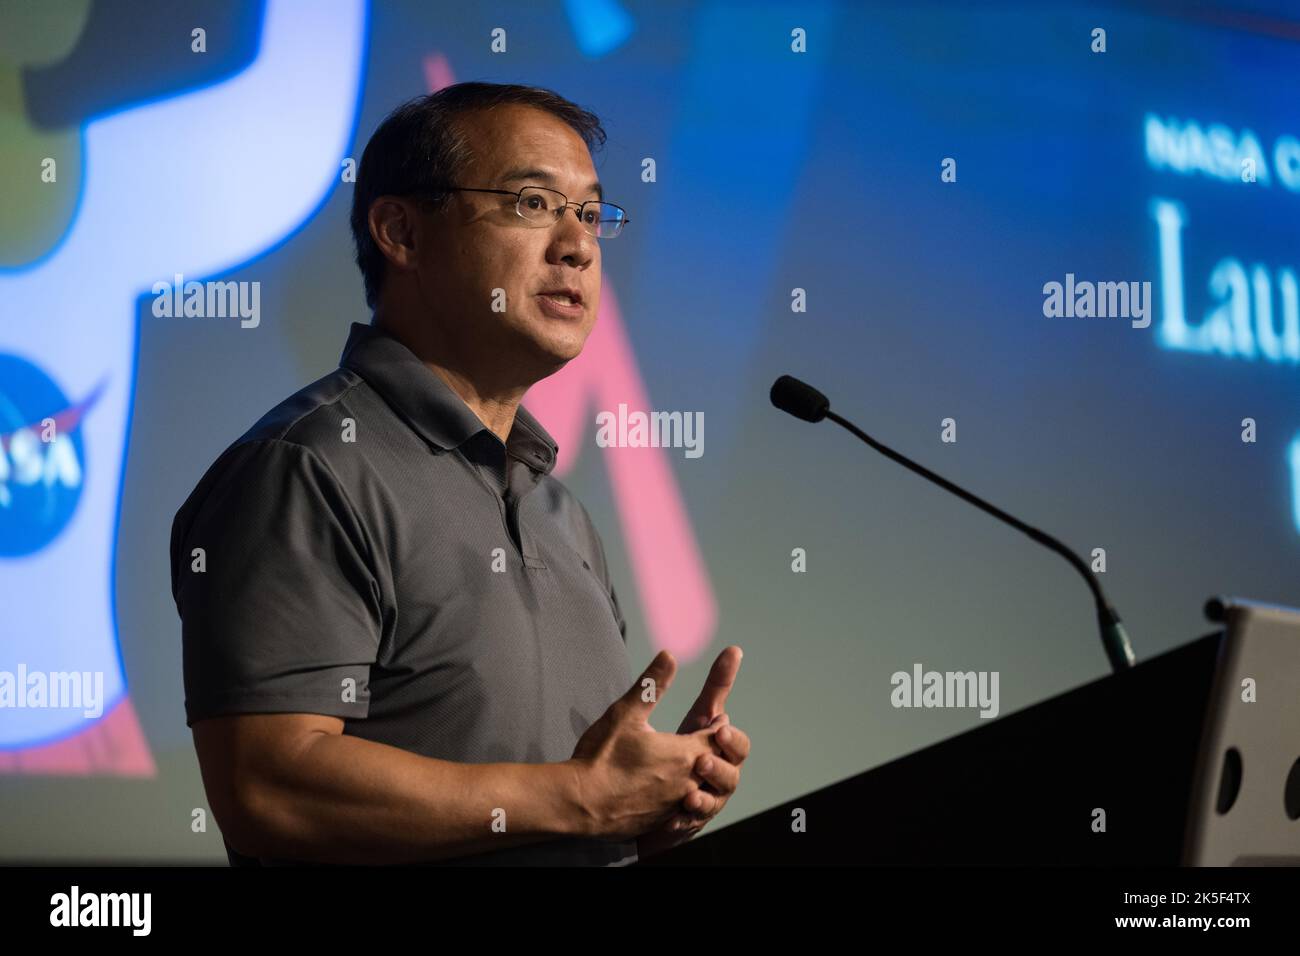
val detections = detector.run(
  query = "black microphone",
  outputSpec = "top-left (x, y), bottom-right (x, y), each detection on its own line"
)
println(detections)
top-left (770, 375), bottom-right (830, 422)
top-left (770, 374), bottom-right (1136, 673)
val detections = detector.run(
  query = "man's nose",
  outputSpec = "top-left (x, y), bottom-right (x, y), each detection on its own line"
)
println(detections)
top-left (548, 206), bottom-right (596, 267)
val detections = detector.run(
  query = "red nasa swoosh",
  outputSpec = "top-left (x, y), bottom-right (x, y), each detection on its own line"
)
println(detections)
top-left (0, 378), bottom-right (107, 453)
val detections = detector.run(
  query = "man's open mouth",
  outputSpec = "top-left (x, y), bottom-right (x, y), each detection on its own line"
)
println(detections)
top-left (538, 288), bottom-right (583, 307)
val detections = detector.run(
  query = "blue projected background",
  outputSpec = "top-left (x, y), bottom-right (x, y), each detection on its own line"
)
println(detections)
top-left (1, 0), bottom-right (1298, 861)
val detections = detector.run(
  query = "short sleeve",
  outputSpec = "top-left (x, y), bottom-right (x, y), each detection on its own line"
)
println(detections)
top-left (170, 439), bottom-right (382, 726)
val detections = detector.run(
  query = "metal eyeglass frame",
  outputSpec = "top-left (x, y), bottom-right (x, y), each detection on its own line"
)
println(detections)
top-left (440, 185), bottom-right (630, 238)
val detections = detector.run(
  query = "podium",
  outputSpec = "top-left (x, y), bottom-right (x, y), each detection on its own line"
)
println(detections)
top-left (642, 633), bottom-right (1225, 865)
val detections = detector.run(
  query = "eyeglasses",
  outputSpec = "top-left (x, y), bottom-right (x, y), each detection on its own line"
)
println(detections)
top-left (441, 185), bottom-right (629, 239)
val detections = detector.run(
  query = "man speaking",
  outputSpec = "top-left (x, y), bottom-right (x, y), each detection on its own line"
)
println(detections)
top-left (169, 82), bottom-right (749, 865)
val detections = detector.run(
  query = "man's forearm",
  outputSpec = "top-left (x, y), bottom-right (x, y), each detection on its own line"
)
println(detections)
top-left (238, 730), bottom-right (592, 864)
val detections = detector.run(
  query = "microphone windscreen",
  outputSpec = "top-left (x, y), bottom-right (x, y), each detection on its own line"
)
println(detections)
top-left (770, 375), bottom-right (830, 423)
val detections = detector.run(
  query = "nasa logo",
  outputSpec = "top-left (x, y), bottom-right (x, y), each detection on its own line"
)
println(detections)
top-left (0, 354), bottom-right (99, 557)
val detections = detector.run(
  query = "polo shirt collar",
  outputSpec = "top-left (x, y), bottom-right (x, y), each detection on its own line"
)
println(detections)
top-left (338, 321), bottom-right (558, 475)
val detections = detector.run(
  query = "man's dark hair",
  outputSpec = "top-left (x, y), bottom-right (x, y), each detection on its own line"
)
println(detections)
top-left (349, 82), bottom-right (607, 310)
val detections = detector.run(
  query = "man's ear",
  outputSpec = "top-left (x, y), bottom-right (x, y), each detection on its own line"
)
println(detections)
top-left (368, 197), bottom-right (423, 274)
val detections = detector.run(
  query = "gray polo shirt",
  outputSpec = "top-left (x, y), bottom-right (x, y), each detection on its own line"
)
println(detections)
top-left (170, 321), bottom-right (637, 866)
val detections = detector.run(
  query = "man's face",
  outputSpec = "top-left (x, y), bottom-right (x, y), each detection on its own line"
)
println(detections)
top-left (414, 104), bottom-right (603, 378)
